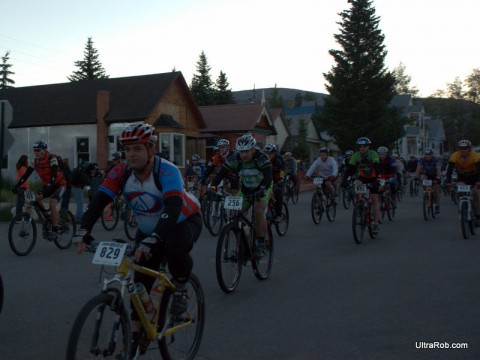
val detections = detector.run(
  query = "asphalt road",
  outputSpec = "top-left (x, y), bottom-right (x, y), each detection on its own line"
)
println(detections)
top-left (0, 190), bottom-right (479, 360)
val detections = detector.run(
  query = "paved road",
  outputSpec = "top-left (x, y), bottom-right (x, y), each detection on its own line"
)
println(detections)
top-left (0, 190), bottom-right (479, 360)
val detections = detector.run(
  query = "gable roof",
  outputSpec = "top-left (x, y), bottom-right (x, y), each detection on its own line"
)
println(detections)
top-left (0, 72), bottom-right (205, 129)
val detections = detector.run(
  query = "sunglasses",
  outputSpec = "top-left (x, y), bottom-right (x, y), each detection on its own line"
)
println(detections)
top-left (33, 149), bottom-right (42, 152)
top-left (358, 145), bottom-right (368, 148)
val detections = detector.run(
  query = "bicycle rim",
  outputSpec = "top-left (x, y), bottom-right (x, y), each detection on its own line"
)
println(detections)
top-left (101, 202), bottom-right (120, 231)
top-left (215, 223), bottom-right (243, 293)
top-left (275, 202), bottom-right (289, 236)
top-left (206, 199), bottom-right (223, 236)
top-left (311, 193), bottom-right (323, 224)
top-left (159, 274), bottom-right (205, 360)
top-left (8, 215), bottom-right (37, 256)
top-left (326, 197), bottom-right (336, 222)
top-left (123, 209), bottom-right (138, 240)
top-left (292, 186), bottom-right (299, 204)
top-left (352, 203), bottom-right (365, 244)
top-left (386, 198), bottom-right (394, 221)
top-left (460, 202), bottom-right (469, 239)
top-left (54, 211), bottom-right (75, 249)
top-left (252, 226), bottom-right (274, 280)
top-left (66, 292), bottom-right (131, 360)
top-left (422, 193), bottom-right (430, 221)
top-left (342, 188), bottom-right (350, 209)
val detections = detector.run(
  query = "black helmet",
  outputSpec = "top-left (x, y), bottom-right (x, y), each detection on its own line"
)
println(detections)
top-left (263, 144), bottom-right (277, 153)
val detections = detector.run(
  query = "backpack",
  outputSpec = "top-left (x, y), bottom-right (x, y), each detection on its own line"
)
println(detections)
top-left (120, 155), bottom-right (163, 192)
top-left (70, 166), bottom-right (89, 187)
top-left (56, 155), bottom-right (65, 171)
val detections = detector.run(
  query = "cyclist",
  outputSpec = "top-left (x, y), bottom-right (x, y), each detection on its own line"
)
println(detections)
top-left (415, 148), bottom-right (441, 213)
top-left (13, 140), bottom-right (67, 240)
top-left (446, 139), bottom-right (480, 226)
top-left (342, 137), bottom-right (381, 233)
top-left (377, 147), bottom-right (398, 209)
top-left (183, 154), bottom-right (206, 184)
top-left (337, 150), bottom-right (353, 192)
top-left (207, 134), bottom-right (273, 255)
top-left (72, 123), bottom-right (202, 354)
top-left (305, 147), bottom-right (338, 204)
top-left (202, 138), bottom-right (238, 194)
top-left (264, 144), bottom-right (285, 223)
top-left (106, 151), bottom-right (124, 173)
top-left (283, 151), bottom-right (298, 193)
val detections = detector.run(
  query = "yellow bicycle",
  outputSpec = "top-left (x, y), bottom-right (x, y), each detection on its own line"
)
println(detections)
top-left (66, 240), bottom-right (205, 359)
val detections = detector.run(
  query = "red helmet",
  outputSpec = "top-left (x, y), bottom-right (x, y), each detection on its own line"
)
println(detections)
top-left (119, 123), bottom-right (157, 145)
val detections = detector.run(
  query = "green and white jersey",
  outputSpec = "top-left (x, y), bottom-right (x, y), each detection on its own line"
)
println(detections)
top-left (225, 150), bottom-right (272, 191)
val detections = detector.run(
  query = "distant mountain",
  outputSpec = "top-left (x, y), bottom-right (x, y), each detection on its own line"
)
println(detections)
top-left (232, 87), bottom-right (327, 107)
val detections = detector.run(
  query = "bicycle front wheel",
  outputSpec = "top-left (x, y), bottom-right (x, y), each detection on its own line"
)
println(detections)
top-left (291, 184), bottom-right (299, 204)
top-left (422, 193), bottom-right (431, 221)
top-left (66, 292), bottom-right (131, 360)
top-left (123, 208), bottom-right (138, 240)
top-left (159, 273), bottom-right (205, 360)
top-left (8, 214), bottom-right (37, 256)
top-left (352, 203), bottom-right (365, 244)
top-left (326, 196), bottom-right (336, 222)
top-left (215, 223), bottom-right (243, 293)
top-left (205, 197), bottom-right (224, 236)
top-left (100, 202), bottom-right (120, 231)
top-left (275, 201), bottom-right (289, 236)
top-left (54, 210), bottom-right (75, 249)
top-left (460, 201), bottom-right (469, 239)
top-left (311, 192), bottom-right (323, 224)
top-left (252, 225), bottom-right (274, 280)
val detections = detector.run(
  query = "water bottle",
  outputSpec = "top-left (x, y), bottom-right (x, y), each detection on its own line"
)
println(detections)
top-left (135, 283), bottom-right (156, 321)
top-left (149, 279), bottom-right (162, 318)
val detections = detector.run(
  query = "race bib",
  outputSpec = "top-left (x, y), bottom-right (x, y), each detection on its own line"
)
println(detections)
top-left (92, 242), bottom-right (127, 266)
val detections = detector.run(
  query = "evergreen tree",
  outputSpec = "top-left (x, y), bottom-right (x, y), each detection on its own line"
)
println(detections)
top-left (268, 84), bottom-right (284, 109)
top-left (0, 51), bottom-right (15, 89)
top-left (214, 71), bottom-right (235, 105)
top-left (466, 68), bottom-right (480, 103)
top-left (68, 37), bottom-right (109, 81)
top-left (318, 0), bottom-right (403, 151)
top-left (190, 51), bottom-right (214, 106)
top-left (392, 62), bottom-right (419, 97)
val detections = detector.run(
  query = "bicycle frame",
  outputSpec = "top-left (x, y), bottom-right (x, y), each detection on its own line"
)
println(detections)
top-left (457, 187), bottom-right (473, 221)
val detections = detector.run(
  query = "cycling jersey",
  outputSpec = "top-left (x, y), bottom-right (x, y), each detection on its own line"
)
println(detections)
top-left (284, 157), bottom-right (298, 175)
top-left (449, 151), bottom-right (480, 176)
top-left (306, 156), bottom-right (338, 178)
top-left (100, 159), bottom-right (200, 235)
top-left (418, 157), bottom-right (440, 177)
top-left (203, 150), bottom-right (236, 184)
top-left (183, 162), bottom-right (206, 180)
top-left (348, 150), bottom-right (380, 179)
top-left (406, 159), bottom-right (418, 173)
top-left (269, 154), bottom-right (285, 183)
top-left (378, 156), bottom-right (397, 178)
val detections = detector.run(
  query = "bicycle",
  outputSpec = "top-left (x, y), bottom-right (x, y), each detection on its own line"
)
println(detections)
top-left (215, 194), bottom-right (274, 293)
top-left (283, 174), bottom-right (299, 205)
top-left (310, 177), bottom-right (336, 224)
top-left (8, 190), bottom-right (75, 256)
top-left (408, 173), bottom-right (419, 197)
top-left (422, 179), bottom-right (436, 221)
top-left (101, 194), bottom-right (127, 231)
top-left (342, 178), bottom-right (355, 210)
top-left (352, 183), bottom-right (377, 244)
top-left (66, 240), bottom-right (205, 360)
top-left (123, 208), bottom-right (138, 241)
top-left (456, 184), bottom-right (476, 239)
top-left (202, 184), bottom-right (229, 236)
top-left (266, 194), bottom-right (289, 236)
top-left (379, 179), bottom-right (395, 222)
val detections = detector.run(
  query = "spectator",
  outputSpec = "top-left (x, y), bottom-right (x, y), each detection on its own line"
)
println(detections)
top-left (70, 162), bottom-right (90, 222)
top-left (87, 163), bottom-right (103, 204)
top-left (60, 158), bottom-right (72, 216)
top-left (14, 155), bottom-right (29, 220)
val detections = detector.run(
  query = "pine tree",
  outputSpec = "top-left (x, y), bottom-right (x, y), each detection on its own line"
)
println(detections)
top-left (68, 37), bottom-right (109, 81)
top-left (268, 84), bottom-right (284, 109)
top-left (190, 51), bottom-right (214, 106)
top-left (466, 68), bottom-right (480, 103)
top-left (392, 62), bottom-right (419, 97)
top-left (214, 71), bottom-right (235, 105)
top-left (318, 0), bottom-right (403, 151)
top-left (0, 51), bottom-right (15, 89)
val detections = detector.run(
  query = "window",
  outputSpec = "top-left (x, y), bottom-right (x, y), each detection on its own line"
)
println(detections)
top-left (76, 137), bottom-right (90, 166)
top-left (159, 133), bottom-right (185, 167)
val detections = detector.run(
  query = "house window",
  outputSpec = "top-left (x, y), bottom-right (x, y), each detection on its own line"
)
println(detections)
top-left (76, 137), bottom-right (90, 166)
top-left (159, 133), bottom-right (185, 167)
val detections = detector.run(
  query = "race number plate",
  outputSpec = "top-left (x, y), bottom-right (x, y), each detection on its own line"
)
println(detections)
top-left (457, 185), bottom-right (471, 193)
top-left (92, 242), bottom-right (127, 266)
top-left (378, 179), bottom-right (386, 186)
top-left (422, 179), bottom-right (432, 186)
top-left (24, 191), bottom-right (36, 203)
top-left (313, 177), bottom-right (324, 185)
top-left (224, 196), bottom-right (243, 210)
top-left (355, 185), bottom-right (368, 194)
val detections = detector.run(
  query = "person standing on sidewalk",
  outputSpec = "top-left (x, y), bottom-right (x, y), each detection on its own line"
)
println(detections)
top-left (69, 162), bottom-right (90, 222)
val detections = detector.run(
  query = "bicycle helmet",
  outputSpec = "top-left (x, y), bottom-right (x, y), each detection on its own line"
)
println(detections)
top-left (284, 151), bottom-right (292, 157)
top-left (473, 146), bottom-right (480, 153)
top-left (33, 140), bottom-right (48, 150)
top-left (119, 123), bottom-right (157, 145)
top-left (236, 134), bottom-right (256, 151)
top-left (319, 147), bottom-right (329, 154)
top-left (217, 139), bottom-right (230, 147)
top-left (377, 146), bottom-right (388, 154)
top-left (458, 139), bottom-right (472, 148)
top-left (112, 151), bottom-right (122, 160)
top-left (345, 150), bottom-right (353, 157)
top-left (191, 154), bottom-right (201, 161)
top-left (263, 144), bottom-right (277, 153)
top-left (356, 137), bottom-right (371, 145)
top-left (424, 148), bottom-right (434, 155)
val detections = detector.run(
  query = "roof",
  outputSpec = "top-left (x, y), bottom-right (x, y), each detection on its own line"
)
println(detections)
top-left (284, 105), bottom-right (316, 117)
top-left (0, 72), bottom-right (205, 129)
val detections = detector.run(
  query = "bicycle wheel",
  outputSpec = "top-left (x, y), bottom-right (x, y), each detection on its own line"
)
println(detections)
top-left (291, 184), bottom-right (299, 204)
top-left (382, 196), bottom-right (394, 222)
top-left (460, 201), bottom-right (469, 239)
top-left (252, 225), bottom-right (274, 280)
top-left (429, 194), bottom-right (436, 220)
top-left (275, 201), bottom-right (289, 236)
top-left (205, 197), bottom-right (224, 236)
top-left (54, 210), bottom-right (75, 250)
top-left (215, 223), bottom-right (243, 293)
top-left (159, 273), bottom-right (205, 360)
top-left (100, 202), bottom-right (120, 231)
top-left (123, 209), bottom-right (138, 240)
top-left (451, 189), bottom-right (458, 204)
top-left (311, 192), bottom-right (323, 224)
top-left (326, 196), bottom-right (336, 222)
top-left (283, 185), bottom-right (291, 205)
top-left (414, 182), bottom-right (419, 197)
top-left (352, 203), bottom-right (365, 244)
top-left (66, 292), bottom-right (131, 360)
top-left (342, 188), bottom-right (351, 209)
top-left (422, 193), bottom-right (431, 221)
top-left (8, 214), bottom-right (37, 256)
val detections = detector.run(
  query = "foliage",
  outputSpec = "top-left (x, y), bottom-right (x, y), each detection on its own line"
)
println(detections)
top-left (466, 68), bottom-right (480, 103)
top-left (318, 0), bottom-right (403, 151)
top-left (190, 51), bottom-right (215, 106)
top-left (68, 37), bottom-right (109, 81)
top-left (214, 71), bottom-right (235, 105)
top-left (0, 51), bottom-right (15, 89)
top-left (392, 62), bottom-right (419, 97)
top-left (293, 119), bottom-right (309, 160)
top-left (268, 84), bottom-right (284, 109)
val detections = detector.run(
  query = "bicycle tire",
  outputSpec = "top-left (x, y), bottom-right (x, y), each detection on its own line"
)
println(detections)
top-left (429, 193), bottom-right (436, 220)
top-left (352, 203), bottom-right (365, 244)
top-left (252, 225), bottom-right (274, 280)
top-left (367, 205), bottom-right (377, 239)
top-left (326, 196), bottom-right (336, 222)
top-left (311, 192), bottom-right (323, 225)
top-left (8, 214), bottom-right (37, 256)
top-left (215, 223), bottom-right (243, 293)
top-left (275, 201), bottom-right (289, 236)
top-left (66, 291), bottom-right (131, 360)
top-left (54, 210), bottom-right (75, 250)
top-left (204, 197), bottom-right (224, 236)
top-left (100, 202), bottom-right (120, 231)
top-left (460, 201), bottom-right (469, 239)
top-left (291, 184), bottom-right (299, 204)
top-left (123, 208), bottom-right (138, 241)
top-left (159, 273), bottom-right (205, 360)
top-left (342, 188), bottom-right (351, 209)
top-left (422, 193), bottom-right (430, 221)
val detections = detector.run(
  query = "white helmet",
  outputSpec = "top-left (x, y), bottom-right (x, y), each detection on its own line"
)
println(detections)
top-left (236, 134), bottom-right (256, 151)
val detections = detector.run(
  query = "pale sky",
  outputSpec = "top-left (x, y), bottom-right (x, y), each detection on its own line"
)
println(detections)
top-left (1, 0), bottom-right (478, 97)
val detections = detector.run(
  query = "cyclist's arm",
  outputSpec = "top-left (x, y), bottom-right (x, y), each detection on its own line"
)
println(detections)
top-left (305, 159), bottom-right (319, 178)
top-left (16, 166), bottom-right (34, 188)
top-left (153, 195), bottom-right (183, 238)
top-left (80, 190), bottom-right (113, 232)
top-left (48, 164), bottom-right (59, 186)
top-left (260, 163), bottom-right (273, 189)
top-left (446, 161), bottom-right (455, 182)
top-left (210, 164), bottom-right (230, 188)
top-left (330, 158), bottom-right (338, 177)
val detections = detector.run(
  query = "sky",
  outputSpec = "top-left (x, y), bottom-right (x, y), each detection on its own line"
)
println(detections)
top-left (1, 0), bottom-right (478, 97)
